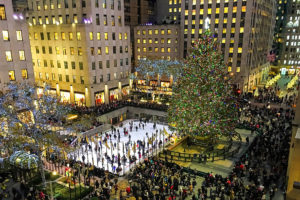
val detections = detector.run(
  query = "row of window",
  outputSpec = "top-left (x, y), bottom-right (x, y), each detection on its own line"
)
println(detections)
top-left (185, 6), bottom-right (247, 16)
top-left (33, 0), bottom-right (122, 11)
top-left (36, 71), bottom-right (127, 84)
top-left (8, 69), bottom-right (28, 81)
top-left (0, 5), bottom-right (6, 20)
top-left (33, 45), bottom-right (129, 56)
top-left (33, 58), bottom-right (129, 69)
top-left (31, 31), bottom-right (128, 41)
top-left (137, 38), bottom-right (178, 44)
top-left (30, 14), bottom-right (122, 26)
top-left (137, 47), bottom-right (178, 53)
top-left (2, 30), bottom-right (23, 41)
top-left (5, 51), bottom-right (26, 62)
top-left (136, 29), bottom-right (176, 36)
top-left (168, 0), bottom-right (181, 5)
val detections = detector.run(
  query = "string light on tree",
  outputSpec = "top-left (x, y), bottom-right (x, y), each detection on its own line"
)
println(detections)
top-left (168, 30), bottom-right (238, 137)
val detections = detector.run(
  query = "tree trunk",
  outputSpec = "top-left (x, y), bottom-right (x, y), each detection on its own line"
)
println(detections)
top-left (37, 149), bottom-right (46, 188)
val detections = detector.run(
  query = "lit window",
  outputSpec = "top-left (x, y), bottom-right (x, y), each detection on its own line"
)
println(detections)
top-left (119, 33), bottom-right (122, 40)
top-left (167, 38), bottom-right (171, 44)
top-left (19, 51), bottom-right (25, 60)
top-left (9, 71), bottom-right (15, 81)
top-left (240, 27), bottom-right (244, 33)
top-left (242, 6), bottom-right (246, 12)
top-left (154, 29), bottom-right (158, 34)
top-left (16, 31), bottom-right (22, 40)
top-left (124, 33), bottom-right (128, 39)
top-left (161, 48), bottom-right (165, 53)
top-left (236, 67), bottom-right (240, 73)
top-left (161, 30), bottom-right (165, 35)
top-left (69, 32), bottom-right (73, 40)
top-left (61, 32), bottom-right (66, 40)
top-left (143, 39), bottom-right (146, 44)
top-left (5, 51), bottom-right (12, 61)
top-left (21, 69), bottom-right (28, 79)
top-left (167, 29), bottom-right (171, 35)
top-left (228, 67), bottom-right (232, 72)
top-left (97, 32), bottom-right (101, 40)
top-left (2, 30), bottom-right (9, 40)
top-left (149, 39), bottom-right (152, 44)
top-left (54, 32), bottom-right (58, 40)
top-left (161, 39), bottom-right (164, 44)
top-left (105, 46), bottom-right (109, 54)
top-left (137, 30), bottom-right (140, 35)
top-left (167, 48), bottom-right (171, 53)
top-left (55, 47), bottom-right (60, 54)
top-left (0, 5), bottom-right (7, 20)
top-left (104, 32), bottom-right (108, 40)
top-left (238, 48), bottom-right (242, 53)
top-left (137, 47), bottom-right (140, 52)
top-left (77, 32), bottom-right (81, 40)
top-left (137, 39), bottom-right (140, 43)
top-left (89, 32), bottom-right (93, 40)
top-left (148, 30), bottom-right (152, 35)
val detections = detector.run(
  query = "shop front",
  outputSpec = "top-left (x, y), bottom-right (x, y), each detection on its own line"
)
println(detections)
top-left (161, 81), bottom-right (170, 88)
top-left (150, 80), bottom-right (158, 87)
top-left (60, 91), bottom-right (70, 103)
top-left (122, 85), bottom-right (130, 97)
top-left (37, 88), bottom-right (44, 98)
top-left (74, 93), bottom-right (85, 106)
top-left (48, 89), bottom-right (57, 97)
top-left (95, 91), bottom-right (105, 105)
top-left (138, 80), bottom-right (146, 85)
top-left (109, 88), bottom-right (119, 102)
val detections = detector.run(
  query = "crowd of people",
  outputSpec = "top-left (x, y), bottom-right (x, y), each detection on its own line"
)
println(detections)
top-left (70, 100), bottom-right (168, 116)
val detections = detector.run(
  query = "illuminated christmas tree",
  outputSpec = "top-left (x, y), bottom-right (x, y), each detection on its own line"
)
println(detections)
top-left (168, 31), bottom-right (238, 138)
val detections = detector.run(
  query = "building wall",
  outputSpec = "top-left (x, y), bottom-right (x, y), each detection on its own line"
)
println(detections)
top-left (0, 0), bottom-right (34, 90)
top-left (134, 24), bottom-right (180, 62)
top-left (26, 0), bottom-right (131, 106)
top-left (156, 0), bottom-right (181, 24)
top-left (124, 0), bottom-right (156, 26)
top-left (180, 0), bottom-right (276, 91)
top-left (280, 0), bottom-right (300, 68)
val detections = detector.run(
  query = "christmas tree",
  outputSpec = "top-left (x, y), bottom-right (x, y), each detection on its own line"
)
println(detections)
top-left (168, 31), bottom-right (238, 138)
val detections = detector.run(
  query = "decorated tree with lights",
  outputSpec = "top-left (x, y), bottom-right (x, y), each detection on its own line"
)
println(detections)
top-left (0, 82), bottom-right (72, 187)
top-left (168, 31), bottom-right (238, 138)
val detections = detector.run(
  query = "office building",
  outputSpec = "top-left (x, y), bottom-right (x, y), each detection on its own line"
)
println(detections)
top-left (280, 0), bottom-right (300, 73)
top-left (156, 0), bottom-right (181, 24)
top-left (124, 0), bottom-right (156, 26)
top-left (26, 0), bottom-right (131, 106)
top-left (272, 0), bottom-right (289, 65)
top-left (134, 24), bottom-right (180, 62)
top-left (180, 0), bottom-right (276, 91)
top-left (0, 0), bottom-right (34, 90)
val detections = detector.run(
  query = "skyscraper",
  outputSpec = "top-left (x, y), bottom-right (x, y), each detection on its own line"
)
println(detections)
top-left (26, 0), bottom-right (131, 106)
top-left (0, 0), bottom-right (34, 90)
top-left (280, 0), bottom-right (300, 71)
top-left (180, 0), bottom-right (276, 91)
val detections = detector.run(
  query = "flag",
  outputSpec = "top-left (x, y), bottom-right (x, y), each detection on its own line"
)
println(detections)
top-left (127, 148), bottom-right (131, 158)
top-left (86, 136), bottom-right (89, 144)
top-left (77, 135), bottom-right (82, 146)
top-left (132, 142), bottom-right (136, 152)
top-left (148, 137), bottom-right (153, 145)
top-left (163, 128), bottom-right (169, 137)
top-left (91, 136), bottom-right (95, 143)
top-left (63, 151), bottom-right (68, 160)
top-left (105, 140), bottom-right (110, 149)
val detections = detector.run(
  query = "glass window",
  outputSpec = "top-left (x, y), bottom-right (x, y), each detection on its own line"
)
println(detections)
top-left (19, 51), bottom-right (25, 60)
top-left (69, 32), bottom-right (73, 40)
top-left (89, 32), bottom-right (93, 40)
top-left (77, 32), bottom-right (81, 40)
top-left (5, 51), bottom-right (12, 61)
top-left (21, 69), bottom-right (28, 79)
top-left (16, 31), bottom-right (23, 40)
top-left (0, 5), bottom-right (7, 20)
top-left (61, 32), bottom-right (66, 40)
top-left (8, 71), bottom-right (15, 81)
top-left (2, 30), bottom-right (9, 40)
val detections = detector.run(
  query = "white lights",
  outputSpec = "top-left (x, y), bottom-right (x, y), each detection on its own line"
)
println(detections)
top-left (13, 14), bottom-right (24, 20)
top-left (83, 18), bottom-right (92, 24)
